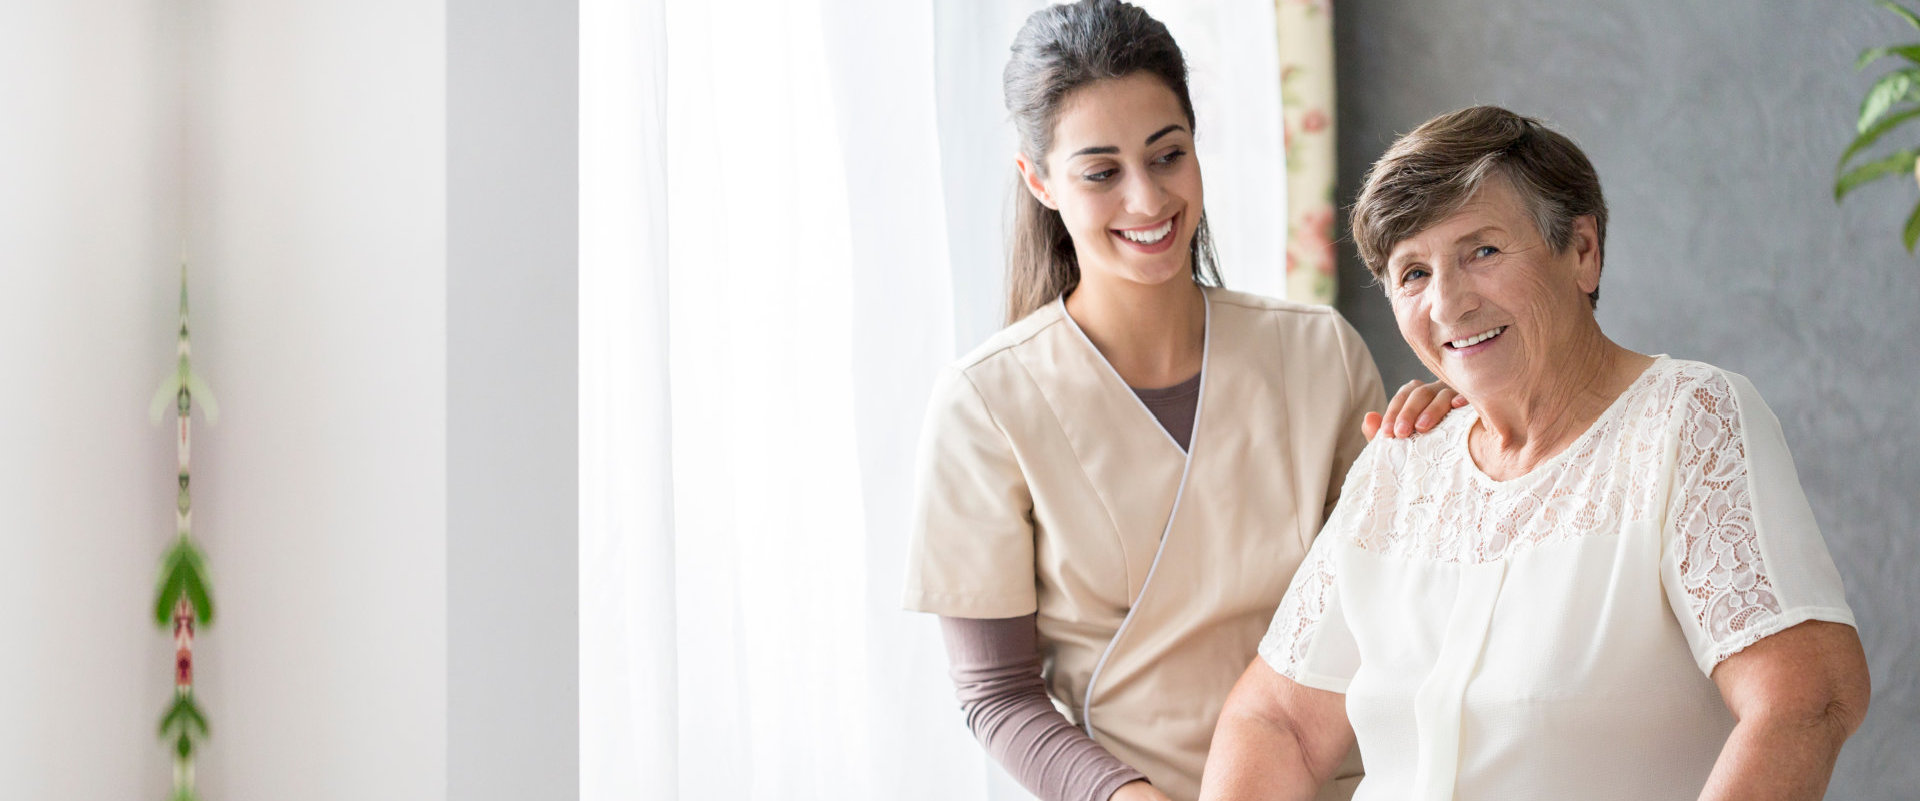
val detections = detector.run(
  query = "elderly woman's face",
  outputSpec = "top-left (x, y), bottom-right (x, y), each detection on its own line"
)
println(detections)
top-left (1383, 178), bottom-right (1601, 403)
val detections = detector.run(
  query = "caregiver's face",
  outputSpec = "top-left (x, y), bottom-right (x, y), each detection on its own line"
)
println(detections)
top-left (1018, 72), bottom-right (1203, 289)
top-left (1383, 177), bottom-right (1601, 403)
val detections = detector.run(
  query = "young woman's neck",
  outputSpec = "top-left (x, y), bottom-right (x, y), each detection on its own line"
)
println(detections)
top-left (1063, 272), bottom-right (1205, 389)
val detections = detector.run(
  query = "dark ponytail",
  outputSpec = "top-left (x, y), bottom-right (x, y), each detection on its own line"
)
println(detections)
top-left (1001, 0), bottom-right (1221, 325)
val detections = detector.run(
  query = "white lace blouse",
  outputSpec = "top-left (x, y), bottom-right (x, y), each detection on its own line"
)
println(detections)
top-left (1258, 357), bottom-right (1855, 801)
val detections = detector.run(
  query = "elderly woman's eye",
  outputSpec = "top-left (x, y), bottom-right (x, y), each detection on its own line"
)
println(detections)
top-left (1400, 267), bottom-right (1429, 285)
top-left (1474, 245), bottom-right (1499, 258)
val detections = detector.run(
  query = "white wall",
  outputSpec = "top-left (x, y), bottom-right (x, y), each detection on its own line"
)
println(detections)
top-left (187, 1), bottom-right (447, 800)
top-left (0, 2), bottom-right (181, 798)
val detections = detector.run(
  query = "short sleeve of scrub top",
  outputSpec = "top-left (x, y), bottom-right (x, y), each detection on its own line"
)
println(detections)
top-left (903, 366), bottom-right (1038, 619)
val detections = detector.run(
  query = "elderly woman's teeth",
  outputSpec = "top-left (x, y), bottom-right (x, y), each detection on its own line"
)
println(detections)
top-left (1448, 326), bottom-right (1506, 349)
top-left (1120, 219), bottom-right (1174, 244)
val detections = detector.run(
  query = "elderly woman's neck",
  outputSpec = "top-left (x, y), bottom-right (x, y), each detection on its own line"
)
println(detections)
top-left (1064, 276), bottom-right (1206, 389)
top-left (1469, 331), bottom-right (1653, 481)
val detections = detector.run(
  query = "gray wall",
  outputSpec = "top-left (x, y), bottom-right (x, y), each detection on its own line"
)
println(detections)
top-left (1331, 3), bottom-right (1917, 798)
top-left (448, 0), bottom-right (578, 798)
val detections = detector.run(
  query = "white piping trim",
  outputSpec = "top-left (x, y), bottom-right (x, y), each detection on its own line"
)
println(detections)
top-left (1066, 290), bottom-right (1212, 737)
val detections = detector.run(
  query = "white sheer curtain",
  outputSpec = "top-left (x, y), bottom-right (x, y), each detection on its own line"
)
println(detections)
top-left (582, 2), bottom-right (1284, 799)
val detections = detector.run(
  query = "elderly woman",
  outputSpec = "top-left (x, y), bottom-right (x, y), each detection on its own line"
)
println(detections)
top-left (1198, 106), bottom-right (1870, 801)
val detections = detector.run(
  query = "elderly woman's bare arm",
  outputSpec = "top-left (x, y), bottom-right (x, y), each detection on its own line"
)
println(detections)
top-left (1698, 620), bottom-right (1870, 801)
top-left (1198, 658), bottom-right (1352, 801)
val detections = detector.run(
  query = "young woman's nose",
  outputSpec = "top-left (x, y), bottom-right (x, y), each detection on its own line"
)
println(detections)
top-left (1121, 169), bottom-right (1169, 217)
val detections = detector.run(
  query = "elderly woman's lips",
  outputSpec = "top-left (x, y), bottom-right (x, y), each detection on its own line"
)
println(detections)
top-left (1444, 326), bottom-right (1507, 350)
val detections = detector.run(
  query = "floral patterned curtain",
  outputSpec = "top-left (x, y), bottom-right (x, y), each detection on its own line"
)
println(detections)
top-left (1277, 0), bottom-right (1337, 304)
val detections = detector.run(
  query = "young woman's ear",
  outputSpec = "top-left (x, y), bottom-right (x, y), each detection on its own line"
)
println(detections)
top-left (1015, 154), bottom-right (1057, 210)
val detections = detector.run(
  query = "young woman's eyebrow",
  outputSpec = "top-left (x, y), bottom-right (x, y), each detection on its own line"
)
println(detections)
top-left (1144, 124), bottom-right (1187, 145)
top-left (1067, 125), bottom-right (1189, 160)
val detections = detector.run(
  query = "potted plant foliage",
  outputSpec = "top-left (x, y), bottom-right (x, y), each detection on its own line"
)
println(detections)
top-left (1837, 1), bottom-right (1920, 251)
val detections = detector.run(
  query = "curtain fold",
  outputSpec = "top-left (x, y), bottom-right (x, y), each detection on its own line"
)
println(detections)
top-left (582, 1), bottom-right (981, 798)
top-left (580, 0), bottom-right (675, 796)
top-left (1277, 0), bottom-right (1339, 304)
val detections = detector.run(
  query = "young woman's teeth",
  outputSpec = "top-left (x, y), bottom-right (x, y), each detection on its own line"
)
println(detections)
top-left (1448, 326), bottom-right (1506, 349)
top-left (1120, 219), bottom-right (1173, 244)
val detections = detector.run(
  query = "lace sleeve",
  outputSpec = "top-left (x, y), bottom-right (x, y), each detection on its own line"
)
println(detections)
top-left (1257, 445), bottom-right (1373, 691)
top-left (1660, 368), bottom-right (1856, 674)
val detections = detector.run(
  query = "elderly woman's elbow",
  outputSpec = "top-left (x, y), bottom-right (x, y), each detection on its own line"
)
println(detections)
top-left (1818, 654), bottom-right (1872, 741)
top-left (1721, 621), bottom-right (1871, 746)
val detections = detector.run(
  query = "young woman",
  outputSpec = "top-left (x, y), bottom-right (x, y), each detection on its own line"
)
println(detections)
top-left (902, 3), bottom-right (1458, 800)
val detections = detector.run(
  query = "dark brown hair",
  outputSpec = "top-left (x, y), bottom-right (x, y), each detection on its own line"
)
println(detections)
top-left (1351, 105), bottom-right (1608, 307)
top-left (1001, 0), bottom-right (1222, 325)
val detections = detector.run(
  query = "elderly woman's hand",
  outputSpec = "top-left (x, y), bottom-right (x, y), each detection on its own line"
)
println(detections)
top-left (1363, 378), bottom-right (1466, 440)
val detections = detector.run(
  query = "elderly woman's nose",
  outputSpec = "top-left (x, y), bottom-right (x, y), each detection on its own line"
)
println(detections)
top-left (1427, 266), bottom-right (1479, 322)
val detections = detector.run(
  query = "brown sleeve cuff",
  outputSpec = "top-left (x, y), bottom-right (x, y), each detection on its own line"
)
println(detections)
top-left (940, 614), bottom-right (1151, 801)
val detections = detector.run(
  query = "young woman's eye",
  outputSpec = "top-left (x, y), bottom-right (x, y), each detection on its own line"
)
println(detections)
top-left (1155, 148), bottom-right (1188, 165)
top-left (1473, 245), bottom-right (1499, 258)
top-left (1083, 168), bottom-right (1117, 182)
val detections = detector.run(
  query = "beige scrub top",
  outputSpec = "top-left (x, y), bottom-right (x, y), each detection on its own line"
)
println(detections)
top-left (904, 286), bottom-right (1385, 801)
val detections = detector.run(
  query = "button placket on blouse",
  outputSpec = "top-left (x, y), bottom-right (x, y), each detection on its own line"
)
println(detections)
top-left (1409, 558), bottom-right (1509, 801)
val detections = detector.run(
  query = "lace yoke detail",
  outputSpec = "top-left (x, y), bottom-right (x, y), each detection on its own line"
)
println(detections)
top-left (1344, 363), bottom-right (1681, 565)
top-left (1338, 361), bottom-right (1779, 629)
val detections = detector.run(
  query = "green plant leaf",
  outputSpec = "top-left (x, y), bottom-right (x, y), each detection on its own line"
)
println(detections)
top-left (160, 693), bottom-right (209, 738)
top-left (176, 731), bottom-right (192, 759)
top-left (1902, 199), bottom-right (1920, 252)
top-left (154, 544), bottom-right (188, 627)
top-left (154, 539), bottom-right (214, 626)
top-left (1858, 68), bottom-right (1920, 133)
top-left (1856, 43), bottom-right (1920, 70)
top-left (149, 374), bottom-right (183, 425)
top-left (1839, 106), bottom-right (1920, 171)
top-left (1834, 148), bottom-right (1919, 201)
top-left (1884, 0), bottom-right (1920, 31)
top-left (181, 561), bottom-right (214, 627)
top-left (183, 371), bottom-right (218, 424)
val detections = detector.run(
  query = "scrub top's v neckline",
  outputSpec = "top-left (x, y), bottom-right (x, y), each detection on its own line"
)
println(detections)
top-left (1057, 290), bottom-right (1213, 456)
top-left (1059, 288), bottom-right (1212, 738)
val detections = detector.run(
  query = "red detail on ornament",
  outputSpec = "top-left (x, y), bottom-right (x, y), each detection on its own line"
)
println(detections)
top-left (176, 647), bottom-right (193, 686)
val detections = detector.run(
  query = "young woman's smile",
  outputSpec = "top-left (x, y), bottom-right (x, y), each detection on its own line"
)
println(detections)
top-left (1112, 211), bottom-right (1180, 254)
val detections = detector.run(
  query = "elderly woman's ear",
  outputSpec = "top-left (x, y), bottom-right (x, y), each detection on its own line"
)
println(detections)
top-left (1572, 214), bottom-right (1603, 299)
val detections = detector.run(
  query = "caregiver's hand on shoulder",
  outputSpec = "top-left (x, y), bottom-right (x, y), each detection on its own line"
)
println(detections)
top-left (1363, 379), bottom-right (1466, 440)
top-left (1110, 780), bottom-right (1173, 801)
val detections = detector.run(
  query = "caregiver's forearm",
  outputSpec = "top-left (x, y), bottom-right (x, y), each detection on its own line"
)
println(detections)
top-left (941, 614), bottom-right (1147, 801)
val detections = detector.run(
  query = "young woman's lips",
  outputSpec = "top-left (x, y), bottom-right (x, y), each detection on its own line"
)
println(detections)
top-left (1112, 213), bottom-right (1179, 254)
